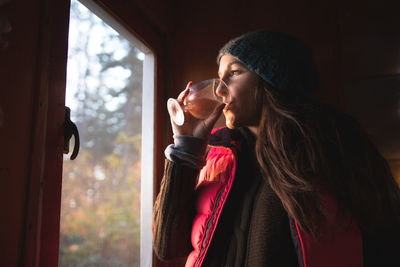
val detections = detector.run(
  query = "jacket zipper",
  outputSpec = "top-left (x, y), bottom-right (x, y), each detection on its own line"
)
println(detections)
top-left (194, 184), bottom-right (227, 267)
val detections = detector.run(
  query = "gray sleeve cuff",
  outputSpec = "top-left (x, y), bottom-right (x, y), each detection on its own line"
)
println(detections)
top-left (164, 135), bottom-right (208, 169)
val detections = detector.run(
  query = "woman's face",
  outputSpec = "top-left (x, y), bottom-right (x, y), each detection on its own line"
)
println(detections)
top-left (217, 54), bottom-right (261, 130)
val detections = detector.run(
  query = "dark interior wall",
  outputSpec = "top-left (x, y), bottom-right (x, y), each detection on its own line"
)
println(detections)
top-left (338, 0), bottom-right (400, 184)
top-left (168, 0), bottom-right (400, 104)
top-left (169, 0), bottom-right (343, 105)
top-left (339, 0), bottom-right (400, 79)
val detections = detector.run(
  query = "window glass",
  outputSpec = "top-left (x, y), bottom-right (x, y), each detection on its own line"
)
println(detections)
top-left (60, 0), bottom-right (153, 265)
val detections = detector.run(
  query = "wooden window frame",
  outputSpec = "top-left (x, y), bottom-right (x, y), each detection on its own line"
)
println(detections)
top-left (21, 0), bottom-right (167, 266)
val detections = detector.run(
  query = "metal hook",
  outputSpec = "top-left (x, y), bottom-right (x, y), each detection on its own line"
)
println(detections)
top-left (64, 107), bottom-right (80, 160)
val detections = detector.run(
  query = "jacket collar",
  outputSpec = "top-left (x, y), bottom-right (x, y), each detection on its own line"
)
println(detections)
top-left (209, 127), bottom-right (256, 150)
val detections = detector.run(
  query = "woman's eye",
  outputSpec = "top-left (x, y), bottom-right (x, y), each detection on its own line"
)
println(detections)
top-left (230, 70), bottom-right (240, 76)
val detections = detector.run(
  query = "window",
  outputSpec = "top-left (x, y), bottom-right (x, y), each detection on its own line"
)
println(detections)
top-left (60, 0), bottom-right (154, 266)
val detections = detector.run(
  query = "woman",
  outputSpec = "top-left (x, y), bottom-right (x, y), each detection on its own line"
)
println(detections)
top-left (153, 30), bottom-right (400, 266)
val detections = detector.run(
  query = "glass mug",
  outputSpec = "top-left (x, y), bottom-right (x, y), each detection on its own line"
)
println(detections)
top-left (167, 78), bottom-right (228, 126)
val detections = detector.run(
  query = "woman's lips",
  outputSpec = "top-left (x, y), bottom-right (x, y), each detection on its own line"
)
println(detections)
top-left (223, 103), bottom-right (231, 112)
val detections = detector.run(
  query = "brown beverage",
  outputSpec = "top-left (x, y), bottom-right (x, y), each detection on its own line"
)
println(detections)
top-left (185, 98), bottom-right (221, 120)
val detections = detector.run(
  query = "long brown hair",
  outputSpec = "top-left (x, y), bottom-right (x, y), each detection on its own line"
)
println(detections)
top-left (255, 80), bottom-right (400, 237)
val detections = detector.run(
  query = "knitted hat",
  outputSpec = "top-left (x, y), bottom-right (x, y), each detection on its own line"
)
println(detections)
top-left (217, 30), bottom-right (319, 96)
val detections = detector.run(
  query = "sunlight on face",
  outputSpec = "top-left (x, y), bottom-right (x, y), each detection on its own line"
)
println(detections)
top-left (218, 54), bottom-right (261, 131)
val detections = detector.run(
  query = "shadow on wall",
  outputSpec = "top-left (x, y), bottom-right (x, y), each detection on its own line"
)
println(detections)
top-left (0, 0), bottom-right (12, 49)
top-left (348, 76), bottom-right (400, 185)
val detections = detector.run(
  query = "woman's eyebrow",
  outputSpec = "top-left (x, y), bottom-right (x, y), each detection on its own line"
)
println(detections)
top-left (228, 60), bottom-right (244, 68)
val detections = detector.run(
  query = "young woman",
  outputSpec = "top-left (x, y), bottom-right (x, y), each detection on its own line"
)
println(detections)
top-left (153, 30), bottom-right (400, 267)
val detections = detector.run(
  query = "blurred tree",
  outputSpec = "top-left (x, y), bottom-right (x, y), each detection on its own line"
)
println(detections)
top-left (70, 0), bottom-right (143, 160)
top-left (59, 0), bottom-right (143, 266)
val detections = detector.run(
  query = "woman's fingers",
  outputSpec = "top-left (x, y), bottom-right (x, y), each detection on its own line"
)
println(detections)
top-left (194, 103), bottom-right (225, 139)
top-left (177, 81), bottom-right (192, 103)
top-left (171, 81), bottom-right (225, 139)
top-left (205, 103), bottom-right (225, 129)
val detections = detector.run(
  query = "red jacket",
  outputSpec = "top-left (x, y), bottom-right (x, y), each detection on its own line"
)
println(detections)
top-left (153, 126), bottom-right (399, 266)
top-left (186, 127), bottom-right (363, 267)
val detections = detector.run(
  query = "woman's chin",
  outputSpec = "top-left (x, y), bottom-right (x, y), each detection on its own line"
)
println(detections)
top-left (226, 122), bottom-right (235, 129)
top-left (224, 111), bottom-right (236, 129)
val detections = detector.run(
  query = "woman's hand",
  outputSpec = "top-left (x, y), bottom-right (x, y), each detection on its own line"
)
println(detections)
top-left (170, 82), bottom-right (225, 140)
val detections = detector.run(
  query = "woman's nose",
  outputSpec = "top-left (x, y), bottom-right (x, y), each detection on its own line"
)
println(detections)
top-left (215, 79), bottom-right (229, 101)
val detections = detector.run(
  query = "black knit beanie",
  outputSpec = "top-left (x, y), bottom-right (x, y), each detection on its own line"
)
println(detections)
top-left (217, 30), bottom-right (319, 97)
